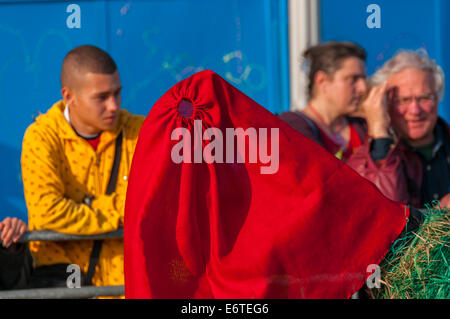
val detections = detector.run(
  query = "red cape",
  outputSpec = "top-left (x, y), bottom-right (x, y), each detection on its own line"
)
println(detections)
top-left (124, 70), bottom-right (409, 298)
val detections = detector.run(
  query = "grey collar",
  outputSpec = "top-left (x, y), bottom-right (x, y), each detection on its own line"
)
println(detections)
top-left (64, 105), bottom-right (101, 139)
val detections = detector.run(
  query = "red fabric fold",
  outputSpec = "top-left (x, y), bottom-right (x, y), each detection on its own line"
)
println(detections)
top-left (124, 70), bottom-right (409, 299)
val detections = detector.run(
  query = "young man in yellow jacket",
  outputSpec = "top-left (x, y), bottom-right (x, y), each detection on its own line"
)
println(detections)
top-left (21, 45), bottom-right (145, 289)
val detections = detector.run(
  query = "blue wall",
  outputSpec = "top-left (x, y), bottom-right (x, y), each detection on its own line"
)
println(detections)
top-left (321, 0), bottom-right (450, 122)
top-left (0, 0), bottom-right (289, 221)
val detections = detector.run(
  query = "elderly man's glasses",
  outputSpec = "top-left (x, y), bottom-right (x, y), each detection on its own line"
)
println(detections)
top-left (391, 93), bottom-right (437, 112)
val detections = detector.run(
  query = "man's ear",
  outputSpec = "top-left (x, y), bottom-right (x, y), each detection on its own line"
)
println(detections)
top-left (314, 70), bottom-right (331, 94)
top-left (61, 87), bottom-right (75, 107)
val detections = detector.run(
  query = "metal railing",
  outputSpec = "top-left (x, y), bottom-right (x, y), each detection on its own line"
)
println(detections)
top-left (0, 285), bottom-right (125, 299)
top-left (16, 228), bottom-right (123, 243)
top-left (0, 228), bottom-right (125, 299)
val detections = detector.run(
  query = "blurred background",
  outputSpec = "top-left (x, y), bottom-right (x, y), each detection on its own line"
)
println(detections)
top-left (1, 0), bottom-right (449, 221)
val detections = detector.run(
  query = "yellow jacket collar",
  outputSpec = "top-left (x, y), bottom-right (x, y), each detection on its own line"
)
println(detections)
top-left (42, 100), bottom-right (130, 145)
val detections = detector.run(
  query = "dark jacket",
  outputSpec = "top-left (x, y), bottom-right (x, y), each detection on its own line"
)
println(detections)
top-left (0, 244), bottom-right (33, 290)
top-left (278, 110), bottom-right (367, 158)
top-left (347, 118), bottom-right (450, 208)
top-left (280, 111), bottom-right (450, 208)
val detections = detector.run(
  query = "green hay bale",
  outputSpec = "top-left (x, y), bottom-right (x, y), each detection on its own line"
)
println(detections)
top-left (373, 204), bottom-right (449, 299)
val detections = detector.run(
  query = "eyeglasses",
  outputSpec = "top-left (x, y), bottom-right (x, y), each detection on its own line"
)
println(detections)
top-left (391, 93), bottom-right (437, 112)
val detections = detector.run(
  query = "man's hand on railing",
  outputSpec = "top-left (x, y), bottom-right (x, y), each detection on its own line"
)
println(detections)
top-left (0, 217), bottom-right (27, 249)
top-left (0, 221), bottom-right (124, 299)
top-left (1, 225), bottom-right (123, 244)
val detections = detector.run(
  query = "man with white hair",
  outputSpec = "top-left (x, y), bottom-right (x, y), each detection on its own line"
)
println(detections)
top-left (347, 50), bottom-right (450, 209)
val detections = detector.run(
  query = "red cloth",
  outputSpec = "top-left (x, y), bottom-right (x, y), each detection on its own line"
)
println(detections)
top-left (84, 134), bottom-right (101, 151)
top-left (124, 70), bottom-right (409, 299)
top-left (349, 124), bottom-right (363, 153)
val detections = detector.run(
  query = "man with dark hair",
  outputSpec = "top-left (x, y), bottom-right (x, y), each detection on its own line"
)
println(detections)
top-left (61, 44), bottom-right (118, 88)
top-left (279, 41), bottom-right (368, 162)
top-left (21, 44), bottom-right (145, 289)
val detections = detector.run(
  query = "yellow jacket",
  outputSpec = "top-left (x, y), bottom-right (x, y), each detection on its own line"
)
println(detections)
top-left (21, 100), bottom-right (145, 287)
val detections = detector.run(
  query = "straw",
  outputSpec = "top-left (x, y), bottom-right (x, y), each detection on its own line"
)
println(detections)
top-left (371, 203), bottom-right (449, 299)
